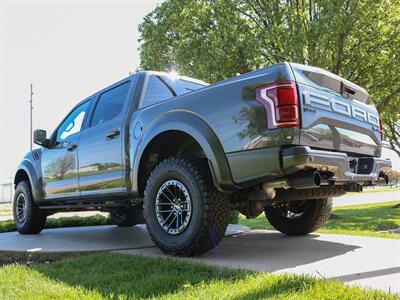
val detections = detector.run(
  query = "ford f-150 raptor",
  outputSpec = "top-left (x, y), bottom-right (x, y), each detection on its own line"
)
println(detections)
top-left (14, 62), bottom-right (391, 256)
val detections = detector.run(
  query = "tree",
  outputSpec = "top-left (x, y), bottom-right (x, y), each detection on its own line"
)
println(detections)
top-left (384, 113), bottom-right (400, 157)
top-left (388, 169), bottom-right (400, 187)
top-left (138, 0), bottom-right (400, 155)
top-left (44, 154), bottom-right (75, 181)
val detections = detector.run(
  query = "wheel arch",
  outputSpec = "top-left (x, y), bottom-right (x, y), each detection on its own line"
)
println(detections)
top-left (132, 111), bottom-right (236, 196)
top-left (14, 160), bottom-right (42, 204)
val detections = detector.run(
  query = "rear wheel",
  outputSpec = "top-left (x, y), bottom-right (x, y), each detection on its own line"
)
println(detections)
top-left (13, 181), bottom-right (47, 234)
top-left (265, 198), bottom-right (332, 235)
top-left (110, 206), bottom-right (144, 227)
top-left (144, 157), bottom-right (229, 256)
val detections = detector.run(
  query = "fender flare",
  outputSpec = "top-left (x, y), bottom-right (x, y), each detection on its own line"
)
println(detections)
top-left (14, 160), bottom-right (43, 203)
top-left (132, 110), bottom-right (236, 193)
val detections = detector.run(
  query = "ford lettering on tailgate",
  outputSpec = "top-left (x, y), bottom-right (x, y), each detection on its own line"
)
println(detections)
top-left (302, 91), bottom-right (379, 127)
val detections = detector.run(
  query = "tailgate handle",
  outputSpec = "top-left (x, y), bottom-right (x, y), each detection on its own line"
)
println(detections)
top-left (341, 82), bottom-right (356, 98)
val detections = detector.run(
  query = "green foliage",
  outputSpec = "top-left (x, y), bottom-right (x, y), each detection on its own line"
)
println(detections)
top-left (139, 0), bottom-right (400, 152)
top-left (240, 201), bottom-right (400, 239)
top-left (228, 210), bottom-right (240, 224)
top-left (0, 253), bottom-right (396, 299)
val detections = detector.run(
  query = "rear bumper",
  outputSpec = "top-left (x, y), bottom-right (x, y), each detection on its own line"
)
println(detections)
top-left (282, 146), bottom-right (392, 185)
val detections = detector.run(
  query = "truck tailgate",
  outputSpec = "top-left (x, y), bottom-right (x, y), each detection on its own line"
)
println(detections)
top-left (290, 63), bottom-right (382, 157)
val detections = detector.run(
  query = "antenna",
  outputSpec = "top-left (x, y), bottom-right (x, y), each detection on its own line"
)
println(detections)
top-left (29, 83), bottom-right (33, 151)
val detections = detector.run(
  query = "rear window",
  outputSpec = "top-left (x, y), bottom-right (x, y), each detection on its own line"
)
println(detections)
top-left (143, 76), bottom-right (174, 107)
top-left (142, 75), bottom-right (205, 108)
top-left (161, 76), bottom-right (205, 96)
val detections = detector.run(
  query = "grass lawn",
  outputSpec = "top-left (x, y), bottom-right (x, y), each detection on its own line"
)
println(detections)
top-left (0, 252), bottom-right (396, 300)
top-left (0, 203), bottom-right (12, 216)
top-left (0, 203), bottom-right (11, 211)
top-left (240, 201), bottom-right (400, 239)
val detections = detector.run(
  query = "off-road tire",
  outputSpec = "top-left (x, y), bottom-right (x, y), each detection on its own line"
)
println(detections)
top-left (265, 198), bottom-right (332, 236)
top-left (13, 181), bottom-right (47, 234)
top-left (144, 157), bottom-right (229, 256)
top-left (110, 206), bottom-right (144, 227)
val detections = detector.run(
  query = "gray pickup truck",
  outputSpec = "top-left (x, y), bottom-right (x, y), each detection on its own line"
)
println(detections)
top-left (14, 62), bottom-right (391, 256)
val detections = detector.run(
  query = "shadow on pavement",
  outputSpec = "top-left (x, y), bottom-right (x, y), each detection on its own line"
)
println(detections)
top-left (196, 230), bottom-right (361, 272)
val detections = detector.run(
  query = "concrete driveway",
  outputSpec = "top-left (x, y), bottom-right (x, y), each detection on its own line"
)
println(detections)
top-left (333, 190), bottom-right (400, 207)
top-left (0, 225), bottom-right (398, 293)
top-left (120, 230), bottom-right (400, 293)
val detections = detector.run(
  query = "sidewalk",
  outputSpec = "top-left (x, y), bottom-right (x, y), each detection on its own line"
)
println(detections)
top-left (333, 190), bottom-right (400, 207)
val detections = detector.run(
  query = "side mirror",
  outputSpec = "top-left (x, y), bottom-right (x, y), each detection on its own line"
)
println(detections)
top-left (33, 129), bottom-right (50, 147)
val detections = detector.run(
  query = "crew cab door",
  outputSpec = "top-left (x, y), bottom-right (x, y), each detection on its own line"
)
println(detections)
top-left (41, 100), bottom-right (91, 200)
top-left (77, 80), bottom-right (133, 197)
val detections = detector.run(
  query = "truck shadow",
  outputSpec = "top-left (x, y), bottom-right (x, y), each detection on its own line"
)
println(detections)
top-left (196, 230), bottom-right (361, 273)
top-left (28, 231), bottom-right (359, 299)
top-left (29, 231), bottom-right (364, 299)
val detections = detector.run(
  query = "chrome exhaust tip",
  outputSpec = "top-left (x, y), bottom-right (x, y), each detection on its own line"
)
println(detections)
top-left (288, 170), bottom-right (322, 189)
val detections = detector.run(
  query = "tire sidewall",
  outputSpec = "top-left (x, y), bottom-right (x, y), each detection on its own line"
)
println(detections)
top-left (144, 163), bottom-right (204, 250)
top-left (13, 181), bottom-right (33, 232)
top-left (265, 198), bottom-right (332, 235)
top-left (13, 181), bottom-right (46, 234)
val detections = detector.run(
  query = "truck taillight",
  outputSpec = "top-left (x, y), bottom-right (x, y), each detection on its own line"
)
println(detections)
top-left (255, 81), bottom-right (299, 129)
top-left (379, 116), bottom-right (384, 141)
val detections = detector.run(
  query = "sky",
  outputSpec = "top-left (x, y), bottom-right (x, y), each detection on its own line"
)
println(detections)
top-left (0, 0), bottom-right (399, 183)
top-left (0, 0), bottom-right (162, 183)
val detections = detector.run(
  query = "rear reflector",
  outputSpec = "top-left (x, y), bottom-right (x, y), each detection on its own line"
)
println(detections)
top-left (256, 81), bottom-right (299, 129)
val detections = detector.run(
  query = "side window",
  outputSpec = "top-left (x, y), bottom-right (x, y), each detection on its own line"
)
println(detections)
top-left (90, 81), bottom-right (130, 126)
top-left (56, 100), bottom-right (91, 143)
top-left (142, 75), bottom-right (174, 107)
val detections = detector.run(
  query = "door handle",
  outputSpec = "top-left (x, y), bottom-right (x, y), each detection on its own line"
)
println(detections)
top-left (67, 142), bottom-right (78, 151)
top-left (106, 128), bottom-right (120, 140)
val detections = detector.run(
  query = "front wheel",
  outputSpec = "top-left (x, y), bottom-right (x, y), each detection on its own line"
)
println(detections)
top-left (265, 198), bottom-right (332, 236)
top-left (144, 157), bottom-right (230, 256)
top-left (13, 181), bottom-right (47, 234)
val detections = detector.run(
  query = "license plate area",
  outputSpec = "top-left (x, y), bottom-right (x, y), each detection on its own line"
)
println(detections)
top-left (349, 157), bottom-right (374, 175)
